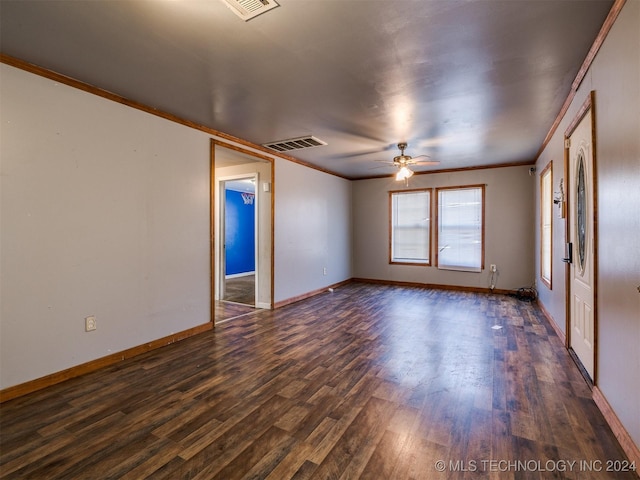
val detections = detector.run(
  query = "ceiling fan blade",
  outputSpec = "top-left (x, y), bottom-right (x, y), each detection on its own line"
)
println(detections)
top-left (412, 160), bottom-right (440, 166)
top-left (327, 150), bottom-right (378, 160)
top-left (328, 143), bottom-right (397, 160)
top-left (369, 164), bottom-right (395, 170)
top-left (367, 142), bottom-right (440, 172)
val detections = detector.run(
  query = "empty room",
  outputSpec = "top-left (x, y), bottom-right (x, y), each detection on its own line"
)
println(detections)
top-left (1, 0), bottom-right (638, 478)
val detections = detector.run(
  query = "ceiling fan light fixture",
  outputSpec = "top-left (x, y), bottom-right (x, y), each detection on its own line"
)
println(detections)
top-left (396, 165), bottom-right (414, 181)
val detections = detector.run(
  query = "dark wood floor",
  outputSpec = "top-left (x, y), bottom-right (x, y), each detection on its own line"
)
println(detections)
top-left (214, 300), bottom-right (257, 324)
top-left (224, 274), bottom-right (255, 306)
top-left (1, 283), bottom-right (635, 479)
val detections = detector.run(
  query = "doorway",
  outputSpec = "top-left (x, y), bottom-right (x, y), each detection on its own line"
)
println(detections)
top-left (211, 140), bottom-right (274, 321)
top-left (565, 92), bottom-right (598, 382)
top-left (220, 175), bottom-right (258, 306)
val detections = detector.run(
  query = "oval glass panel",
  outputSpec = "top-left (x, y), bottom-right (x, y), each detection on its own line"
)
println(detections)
top-left (576, 153), bottom-right (587, 272)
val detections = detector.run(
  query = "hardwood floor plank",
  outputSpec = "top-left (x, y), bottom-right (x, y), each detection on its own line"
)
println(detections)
top-left (1, 283), bottom-right (636, 479)
top-left (337, 398), bottom-right (399, 479)
top-left (215, 425), bottom-right (295, 480)
top-left (264, 442), bottom-right (315, 480)
top-left (0, 430), bottom-right (77, 477)
top-left (274, 404), bottom-right (311, 433)
top-left (310, 396), bottom-right (397, 479)
top-left (173, 416), bottom-right (227, 462)
top-left (465, 407), bottom-right (493, 466)
top-left (290, 459), bottom-right (320, 480)
top-left (61, 434), bottom-right (178, 480)
top-left (177, 394), bottom-right (293, 478)
top-left (151, 399), bottom-right (212, 440)
top-left (358, 429), bottom-right (403, 479)
top-left (306, 406), bottom-right (363, 465)
top-left (390, 434), bottom-right (448, 480)
top-left (117, 439), bottom-right (183, 480)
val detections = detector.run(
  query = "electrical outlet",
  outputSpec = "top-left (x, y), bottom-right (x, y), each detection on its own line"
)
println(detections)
top-left (85, 316), bottom-right (97, 332)
top-left (323, 267), bottom-right (327, 275)
top-left (490, 264), bottom-right (497, 272)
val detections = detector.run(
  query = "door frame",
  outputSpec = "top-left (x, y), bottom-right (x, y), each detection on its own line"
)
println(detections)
top-left (563, 90), bottom-right (599, 384)
top-left (218, 173), bottom-right (259, 304)
top-left (210, 139), bottom-right (274, 319)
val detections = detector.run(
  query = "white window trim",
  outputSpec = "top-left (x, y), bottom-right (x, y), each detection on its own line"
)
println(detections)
top-left (540, 162), bottom-right (553, 289)
top-left (436, 185), bottom-right (485, 273)
top-left (389, 189), bottom-right (432, 266)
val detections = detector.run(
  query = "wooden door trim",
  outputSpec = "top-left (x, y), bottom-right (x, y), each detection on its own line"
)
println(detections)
top-left (211, 140), bottom-right (275, 315)
top-left (563, 90), bottom-right (598, 385)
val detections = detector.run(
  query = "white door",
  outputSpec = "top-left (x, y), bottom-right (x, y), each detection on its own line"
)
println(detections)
top-left (568, 109), bottom-right (596, 380)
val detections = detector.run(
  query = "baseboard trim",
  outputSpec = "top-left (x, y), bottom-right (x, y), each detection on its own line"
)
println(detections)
top-left (274, 277), bottom-right (517, 309)
top-left (273, 279), bottom-right (352, 309)
top-left (537, 301), bottom-right (639, 470)
top-left (352, 277), bottom-right (513, 295)
top-left (536, 298), bottom-right (567, 344)
top-left (593, 386), bottom-right (640, 475)
top-left (0, 322), bottom-right (213, 403)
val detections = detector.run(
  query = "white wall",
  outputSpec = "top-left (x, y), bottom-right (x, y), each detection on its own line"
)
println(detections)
top-left (352, 166), bottom-right (535, 291)
top-left (0, 61), bottom-right (355, 388)
top-left (0, 64), bottom-right (211, 389)
top-left (534, 0), bottom-right (640, 448)
top-left (273, 159), bottom-right (352, 303)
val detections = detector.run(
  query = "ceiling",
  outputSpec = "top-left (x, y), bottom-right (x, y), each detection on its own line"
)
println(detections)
top-left (0, 0), bottom-right (613, 179)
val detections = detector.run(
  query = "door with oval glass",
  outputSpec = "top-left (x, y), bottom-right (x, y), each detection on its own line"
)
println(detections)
top-left (567, 107), bottom-right (596, 381)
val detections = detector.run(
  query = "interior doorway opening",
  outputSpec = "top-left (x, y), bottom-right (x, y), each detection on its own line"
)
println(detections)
top-left (211, 141), bottom-right (274, 323)
top-left (220, 175), bottom-right (258, 306)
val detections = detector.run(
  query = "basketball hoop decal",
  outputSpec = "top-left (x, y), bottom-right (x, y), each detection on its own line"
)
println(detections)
top-left (241, 192), bottom-right (255, 205)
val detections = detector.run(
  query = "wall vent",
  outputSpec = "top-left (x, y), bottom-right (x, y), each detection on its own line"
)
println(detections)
top-left (220, 0), bottom-right (279, 21)
top-left (262, 136), bottom-right (328, 152)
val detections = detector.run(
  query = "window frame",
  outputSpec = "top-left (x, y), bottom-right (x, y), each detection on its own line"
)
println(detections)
top-left (540, 162), bottom-right (553, 289)
top-left (388, 188), bottom-right (432, 266)
top-left (435, 184), bottom-right (485, 272)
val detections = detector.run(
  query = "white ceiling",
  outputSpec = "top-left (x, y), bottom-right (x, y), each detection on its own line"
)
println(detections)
top-left (0, 0), bottom-right (613, 179)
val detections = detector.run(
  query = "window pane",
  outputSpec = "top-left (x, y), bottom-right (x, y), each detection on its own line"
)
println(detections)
top-left (437, 187), bottom-right (483, 272)
top-left (391, 190), bottom-right (430, 264)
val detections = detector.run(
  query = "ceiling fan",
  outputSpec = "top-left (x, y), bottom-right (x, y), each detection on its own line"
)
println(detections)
top-left (379, 143), bottom-right (439, 182)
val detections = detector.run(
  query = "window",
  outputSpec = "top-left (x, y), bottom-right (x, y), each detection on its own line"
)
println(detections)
top-left (540, 163), bottom-right (552, 288)
top-left (389, 189), bottom-right (431, 265)
top-left (436, 185), bottom-right (484, 272)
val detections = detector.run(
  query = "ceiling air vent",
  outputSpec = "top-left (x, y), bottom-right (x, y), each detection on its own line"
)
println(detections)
top-left (220, 0), bottom-right (279, 21)
top-left (262, 136), bottom-right (328, 153)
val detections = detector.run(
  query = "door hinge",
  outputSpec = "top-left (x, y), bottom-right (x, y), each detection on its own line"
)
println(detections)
top-left (565, 138), bottom-right (571, 148)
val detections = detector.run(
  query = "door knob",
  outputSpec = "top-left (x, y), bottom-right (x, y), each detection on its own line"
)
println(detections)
top-left (563, 243), bottom-right (573, 264)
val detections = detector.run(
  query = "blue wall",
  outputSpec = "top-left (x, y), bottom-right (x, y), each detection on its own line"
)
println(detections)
top-left (225, 189), bottom-right (255, 276)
